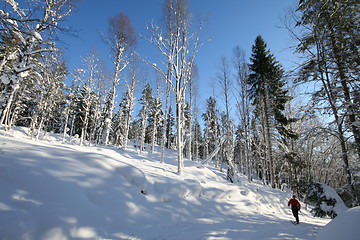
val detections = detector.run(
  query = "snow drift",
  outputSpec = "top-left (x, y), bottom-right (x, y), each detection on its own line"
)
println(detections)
top-left (316, 206), bottom-right (360, 240)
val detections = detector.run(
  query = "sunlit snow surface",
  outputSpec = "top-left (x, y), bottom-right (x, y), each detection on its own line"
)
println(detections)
top-left (0, 127), bottom-right (334, 240)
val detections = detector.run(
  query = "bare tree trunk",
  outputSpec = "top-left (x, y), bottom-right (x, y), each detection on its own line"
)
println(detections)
top-left (0, 83), bottom-right (19, 128)
top-left (315, 31), bottom-right (357, 204)
top-left (62, 102), bottom-right (71, 143)
top-left (123, 70), bottom-right (136, 150)
top-left (145, 0), bottom-right (202, 173)
top-left (233, 46), bottom-right (252, 181)
top-left (263, 88), bottom-right (275, 188)
top-left (79, 105), bottom-right (89, 146)
top-left (102, 80), bottom-right (116, 145)
top-left (330, 32), bottom-right (360, 161)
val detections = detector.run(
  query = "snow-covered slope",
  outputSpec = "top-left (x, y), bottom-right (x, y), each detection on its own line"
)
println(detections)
top-left (0, 128), bottom-right (331, 240)
top-left (316, 207), bottom-right (360, 240)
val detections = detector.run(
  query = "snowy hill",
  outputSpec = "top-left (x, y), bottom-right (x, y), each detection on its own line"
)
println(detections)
top-left (0, 127), bottom-right (332, 240)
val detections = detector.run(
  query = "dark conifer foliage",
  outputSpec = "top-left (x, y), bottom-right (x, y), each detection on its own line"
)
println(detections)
top-left (248, 35), bottom-right (295, 188)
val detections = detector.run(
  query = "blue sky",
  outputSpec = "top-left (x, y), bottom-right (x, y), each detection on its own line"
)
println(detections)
top-left (62, 0), bottom-right (298, 111)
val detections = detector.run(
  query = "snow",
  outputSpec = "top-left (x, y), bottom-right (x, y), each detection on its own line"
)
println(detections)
top-left (321, 184), bottom-right (348, 214)
top-left (316, 182), bottom-right (348, 216)
top-left (0, 74), bottom-right (10, 85)
top-left (18, 70), bottom-right (29, 78)
top-left (0, 127), bottom-right (338, 240)
top-left (33, 31), bottom-right (43, 42)
top-left (316, 207), bottom-right (360, 240)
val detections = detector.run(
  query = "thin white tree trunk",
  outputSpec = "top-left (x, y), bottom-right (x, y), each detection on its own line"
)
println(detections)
top-left (0, 83), bottom-right (19, 127)
top-left (176, 96), bottom-right (184, 174)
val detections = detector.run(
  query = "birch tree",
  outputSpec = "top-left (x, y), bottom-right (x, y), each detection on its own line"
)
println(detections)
top-left (187, 64), bottom-right (199, 161)
top-left (101, 12), bottom-right (136, 145)
top-left (61, 81), bottom-right (77, 143)
top-left (216, 55), bottom-right (235, 180)
top-left (233, 46), bottom-right (253, 181)
top-left (122, 68), bottom-right (137, 150)
top-left (160, 74), bottom-right (171, 162)
top-left (143, 0), bottom-right (203, 174)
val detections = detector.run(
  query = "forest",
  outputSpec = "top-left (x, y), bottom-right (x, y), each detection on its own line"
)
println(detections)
top-left (0, 0), bottom-right (359, 210)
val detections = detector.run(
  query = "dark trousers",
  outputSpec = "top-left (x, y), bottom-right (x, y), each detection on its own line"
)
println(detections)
top-left (292, 208), bottom-right (299, 223)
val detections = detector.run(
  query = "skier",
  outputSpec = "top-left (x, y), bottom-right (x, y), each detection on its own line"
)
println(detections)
top-left (288, 195), bottom-right (301, 224)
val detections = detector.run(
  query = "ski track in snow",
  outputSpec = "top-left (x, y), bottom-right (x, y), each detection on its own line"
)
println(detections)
top-left (0, 128), bottom-right (331, 240)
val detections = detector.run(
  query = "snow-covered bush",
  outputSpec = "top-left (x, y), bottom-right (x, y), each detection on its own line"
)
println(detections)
top-left (305, 182), bottom-right (348, 219)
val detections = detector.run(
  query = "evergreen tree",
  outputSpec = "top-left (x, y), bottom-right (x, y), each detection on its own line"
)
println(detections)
top-left (113, 68), bottom-right (136, 149)
top-left (202, 96), bottom-right (221, 166)
top-left (139, 83), bottom-right (154, 151)
top-left (234, 124), bottom-right (246, 175)
top-left (248, 35), bottom-right (292, 188)
top-left (165, 106), bottom-right (175, 149)
top-left (128, 119), bottom-right (142, 143)
top-left (148, 93), bottom-right (163, 153)
top-left (87, 91), bottom-right (103, 144)
top-left (114, 96), bottom-right (127, 147)
top-left (183, 102), bottom-right (191, 159)
top-left (192, 117), bottom-right (203, 161)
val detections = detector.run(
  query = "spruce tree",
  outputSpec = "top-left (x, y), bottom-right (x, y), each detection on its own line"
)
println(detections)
top-left (148, 95), bottom-right (163, 153)
top-left (248, 35), bottom-right (292, 188)
top-left (138, 83), bottom-right (154, 151)
top-left (165, 106), bottom-right (175, 149)
top-left (192, 118), bottom-right (203, 161)
top-left (202, 96), bottom-right (221, 166)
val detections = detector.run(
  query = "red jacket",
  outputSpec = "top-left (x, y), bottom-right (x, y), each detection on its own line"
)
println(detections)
top-left (288, 199), bottom-right (301, 209)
